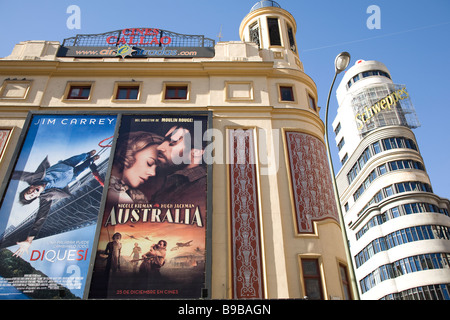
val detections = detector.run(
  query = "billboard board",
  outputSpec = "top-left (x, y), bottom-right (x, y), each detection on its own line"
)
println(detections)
top-left (87, 114), bottom-right (210, 299)
top-left (0, 111), bottom-right (211, 300)
top-left (0, 114), bottom-right (117, 299)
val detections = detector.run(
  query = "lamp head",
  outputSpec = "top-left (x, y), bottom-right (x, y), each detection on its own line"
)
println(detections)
top-left (335, 52), bottom-right (351, 74)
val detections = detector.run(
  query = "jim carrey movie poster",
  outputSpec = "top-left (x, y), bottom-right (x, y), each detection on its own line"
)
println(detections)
top-left (88, 114), bottom-right (209, 299)
top-left (0, 114), bottom-right (117, 299)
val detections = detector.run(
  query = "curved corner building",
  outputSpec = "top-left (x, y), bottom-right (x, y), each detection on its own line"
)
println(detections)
top-left (0, 2), bottom-right (354, 300)
top-left (333, 59), bottom-right (450, 300)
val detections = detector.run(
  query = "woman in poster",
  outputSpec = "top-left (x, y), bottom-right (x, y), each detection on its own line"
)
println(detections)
top-left (108, 131), bottom-right (163, 204)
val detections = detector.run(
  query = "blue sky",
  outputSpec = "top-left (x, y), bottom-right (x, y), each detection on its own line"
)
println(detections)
top-left (1, 0), bottom-right (449, 200)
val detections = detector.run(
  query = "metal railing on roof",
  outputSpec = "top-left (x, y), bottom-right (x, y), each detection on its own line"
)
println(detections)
top-left (250, 1), bottom-right (281, 12)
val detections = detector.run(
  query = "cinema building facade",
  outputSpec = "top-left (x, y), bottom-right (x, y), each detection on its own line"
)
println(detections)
top-left (0, 2), bottom-right (354, 300)
top-left (332, 59), bottom-right (450, 300)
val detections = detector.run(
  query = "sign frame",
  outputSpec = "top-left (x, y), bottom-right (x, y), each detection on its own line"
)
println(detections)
top-left (57, 28), bottom-right (216, 59)
top-left (0, 110), bottom-right (213, 300)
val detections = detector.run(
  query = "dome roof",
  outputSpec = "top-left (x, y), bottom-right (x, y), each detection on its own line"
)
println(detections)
top-left (250, 1), bottom-right (281, 12)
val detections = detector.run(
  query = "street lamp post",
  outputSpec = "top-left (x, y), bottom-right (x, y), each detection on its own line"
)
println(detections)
top-left (324, 52), bottom-right (360, 300)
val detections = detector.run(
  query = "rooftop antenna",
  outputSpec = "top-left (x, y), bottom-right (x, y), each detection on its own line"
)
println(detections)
top-left (217, 25), bottom-right (223, 42)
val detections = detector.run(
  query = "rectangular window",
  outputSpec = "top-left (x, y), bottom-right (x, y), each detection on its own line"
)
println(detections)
top-left (334, 123), bottom-right (341, 136)
top-left (383, 139), bottom-right (392, 150)
top-left (249, 22), bottom-right (260, 47)
top-left (116, 86), bottom-right (139, 100)
top-left (67, 86), bottom-right (91, 99)
top-left (372, 141), bottom-right (382, 154)
top-left (301, 258), bottom-right (324, 300)
top-left (287, 25), bottom-right (296, 52)
top-left (391, 207), bottom-right (400, 218)
top-left (307, 94), bottom-right (316, 111)
top-left (384, 186), bottom-right (394, 197)
top-left (267, 18), bottom-right (281, 46)
top-left (279, 86), bottom-right (294, 101)
top-left (339, 264), bottom-right (352, 300)
top-left (390, 161), bottom-right (398, 171)
top-left (165, 85), bottom-right (188, 100)
top-left (338, 138), bottom-right (345, 151)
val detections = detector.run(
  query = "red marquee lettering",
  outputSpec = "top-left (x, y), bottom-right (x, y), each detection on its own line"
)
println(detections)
top-left (106, 35), bottom-right (118, 45)
top-left (122, 28), bottom-right (132, 36)
top-left (161, 36), bottom-right (172, 45)
top-left (117, 37), bottom-right (127, 45)
top-left (149, 37), bottom-right (160, 45)
top-left (128, 36), bottom-right (138, 45)
top-left (105, 29), bottom-right (171, 46)
top-left (139, 36), bottom-right (150, 45)
top-left (145, 28), bottom-right (159, 36)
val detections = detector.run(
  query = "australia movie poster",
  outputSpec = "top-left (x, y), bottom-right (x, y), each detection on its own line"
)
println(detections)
top-left (0, 114), bottom-right (117, 299)
top-left (88, 114), bottom-right (209, 299)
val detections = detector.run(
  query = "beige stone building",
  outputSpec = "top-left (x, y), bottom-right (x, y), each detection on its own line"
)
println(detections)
top-left (0, 1), bottom-right (354, 300)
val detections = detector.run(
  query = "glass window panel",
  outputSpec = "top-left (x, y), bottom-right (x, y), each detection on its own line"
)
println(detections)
top-left (373, 141), bottom-right (381, 154)
top-left (267, 18), bottom-right (282, 46)
top-left (391, 207), bottom-right (400, 218)
top-left (280, 86), bottom-right (294, 101)
top-left (390, 161), bottom-right (398, 171)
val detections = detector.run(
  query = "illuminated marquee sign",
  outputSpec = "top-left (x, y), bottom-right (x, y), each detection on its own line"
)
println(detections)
top-left (57, 28), bottom-right (215, 58)
top-left (351, 83), bottom-right (420, 135)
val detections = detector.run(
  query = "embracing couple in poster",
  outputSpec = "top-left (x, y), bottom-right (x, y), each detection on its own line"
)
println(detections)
top-left (107, 123), bottom-right (207, 206)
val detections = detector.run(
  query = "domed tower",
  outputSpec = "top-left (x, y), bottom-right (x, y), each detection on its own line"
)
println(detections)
top-left (221, 1), bottom-right (357, 300)
top-left (240, 1), bottom-right (303, 71)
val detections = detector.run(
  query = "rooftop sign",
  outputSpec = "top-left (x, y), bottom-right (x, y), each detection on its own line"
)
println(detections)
top-left (351, 83), bottom-right (420, 135)
top-left (57, 28), bottom-right (215, 58)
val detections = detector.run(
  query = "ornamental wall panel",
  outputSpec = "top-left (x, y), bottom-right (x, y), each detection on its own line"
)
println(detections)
top-left (285, 131), bottom-right (339, 234)
top-left (228, 129), bottom-right (264, 299)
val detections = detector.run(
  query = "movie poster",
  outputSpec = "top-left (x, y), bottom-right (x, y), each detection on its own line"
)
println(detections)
top-left (88, 114), bottom-right (209, 299)
top-left (0, 114), bottom-right (117, 299)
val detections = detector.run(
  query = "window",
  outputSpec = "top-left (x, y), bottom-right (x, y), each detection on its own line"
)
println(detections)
top-left (301, 258), bottom-right (324, 300)
top-left (307, 94), bottom-right (316, 111)
top-left (384, 185), bottom-right (394, 197)
top-left (249, 22), bottom-right (260, 47)
top-left (112, 83), bottom-right (142, 102)
top-left (287, 24), bottom-right (296, 52)
top-left (67, 86), bottom-right (91, 99)
top-left (372, 141), bottom-right (381, 154)
top-left (164, 85), bottom-right (188, 100)
top-left (338, 137), bottom-right (345, 151)
top-left (116, 86), bottom-right (139, 100)
top-left (267, 18), bottom-right (281, 46)
top-left (334, 123), bottom-right (341, 136)
top-left (339, 264), bottom-right (352, 300)
top-left (279, 86), bottom-right (294, 102)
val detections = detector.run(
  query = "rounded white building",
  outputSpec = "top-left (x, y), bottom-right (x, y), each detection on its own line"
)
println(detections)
top-left (333, 60), bottom-right (450, 300)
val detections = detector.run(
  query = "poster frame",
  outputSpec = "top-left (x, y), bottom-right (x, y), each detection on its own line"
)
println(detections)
top-left (0, 110), bottom-right (213, 300)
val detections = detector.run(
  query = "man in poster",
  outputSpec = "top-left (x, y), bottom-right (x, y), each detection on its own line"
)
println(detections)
top-left (151, 123), bottom-right (207, 205)
top-left (0, 114), bottom-right (116, 300)
top-left (12, 150), bottom-right (100, 257)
